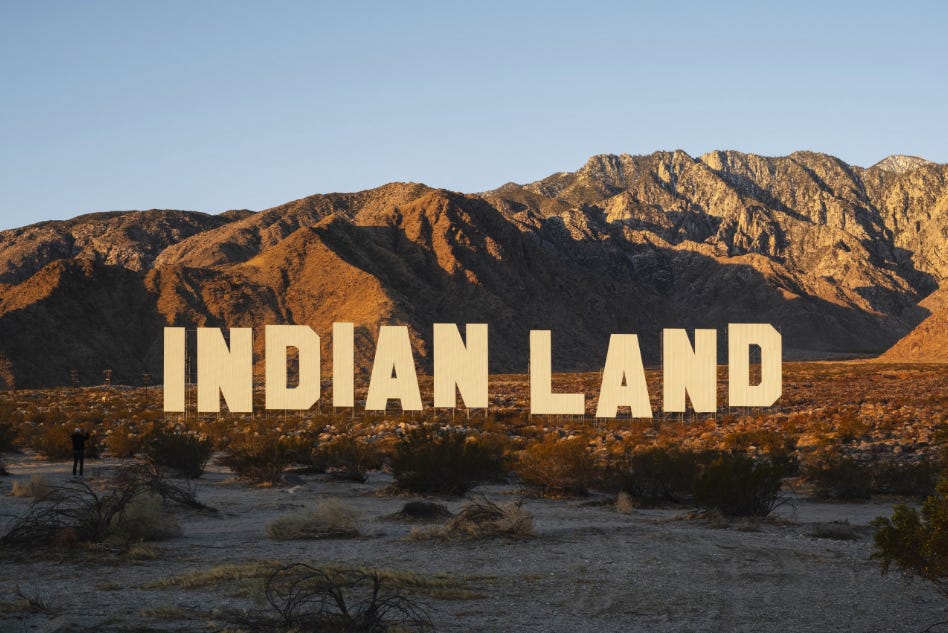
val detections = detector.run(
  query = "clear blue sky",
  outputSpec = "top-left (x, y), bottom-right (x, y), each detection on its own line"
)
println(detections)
top-left (1, 1), bottom-right (946, 230)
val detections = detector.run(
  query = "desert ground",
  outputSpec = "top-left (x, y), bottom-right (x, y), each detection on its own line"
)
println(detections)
top-left (1, 362), bottom-right (946, 632)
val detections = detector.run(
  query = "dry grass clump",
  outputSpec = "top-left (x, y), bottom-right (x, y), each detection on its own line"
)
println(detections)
top-left (266, 499), bottom-right (361, 540)
top-left (615, 491), bottom-right (635, 514)
top-left (147, 560), bottom-right (283, 589)
top-left (412, 496), bottom-right (533, 540)
top-left (11, 475), bottom-right (52, 500)
top-left (112, 493), bottom-right (182, 542)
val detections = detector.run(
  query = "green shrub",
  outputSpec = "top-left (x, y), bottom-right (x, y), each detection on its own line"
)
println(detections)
top-left (142, 427), bottom-right (212, 479)
top-left (872, 477), bottom-right (948, 597)
top-left (693, 453), bottom-right (786, 517)
top-left (391, 425), bottom-right (507, 496)
top-left (516, 435), bottom-right (597, 497)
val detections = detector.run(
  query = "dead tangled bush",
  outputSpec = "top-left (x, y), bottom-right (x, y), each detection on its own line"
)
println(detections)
top-left (264, 563), bottom-right (433, 633)
top-left (516, 435), bottom-right (596, 497)
top-left (267, 499), bottom-right (361, 540)
top-left (0, 462), bottom-right (210, 550)
top-left (391, 425), bottom-right (507, 496)
top-left (413, 495), bottom-right (533, 540)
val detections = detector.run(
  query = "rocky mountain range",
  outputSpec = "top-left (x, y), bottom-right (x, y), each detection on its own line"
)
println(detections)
top-left (0, 150), bottom-right (945, 388)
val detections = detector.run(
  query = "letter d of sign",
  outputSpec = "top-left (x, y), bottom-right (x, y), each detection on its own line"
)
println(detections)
top-left (728, 323), bottom-right (782, 407)
top-left (265, 325), bottom-right (320, 410)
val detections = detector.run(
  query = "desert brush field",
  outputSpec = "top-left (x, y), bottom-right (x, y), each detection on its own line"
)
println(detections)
top-left (0, 361), bottom-right (946, 632)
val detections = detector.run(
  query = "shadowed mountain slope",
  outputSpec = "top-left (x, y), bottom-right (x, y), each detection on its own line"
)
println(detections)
top-left (0, 150), bottom-right (945, 387)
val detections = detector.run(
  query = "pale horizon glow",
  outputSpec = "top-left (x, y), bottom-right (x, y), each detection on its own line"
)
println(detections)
top-left (2, 1), bottom-right (947, 230)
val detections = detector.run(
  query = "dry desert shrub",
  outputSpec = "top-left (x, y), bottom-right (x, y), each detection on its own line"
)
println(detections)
top-left (869, 460), bottom-right (939, 498)
top-left (516, 435), bottom-right (596, 497)
top-left (314, 434), bottom-right (385, 482)
top-left (0, 419), bottom-right (19, 452)
top-left (105, 423), bottom-right (145, 458)
top-left (803, 454), bottom-right (872, 500)
top-left (391, 425), bottom-right (507, 496)
top-left (412, 495), bottom-right (533, 540)
top-left (142, 426), bottom-right (212, 478)
top-left (219, 429), bottom-right (300, 485)
top-left (11, 475), bottom-right (51, 500)
top-left (693, 452), bottom-right (787, 518)
top-left (266, 499), bottom-right (361, 540)
top-left (607, 446), bottom-right (707, 505)
top-left (29, 425), bottom-right (73, 460)
top-left (805, 453), bottom-right (940, 500)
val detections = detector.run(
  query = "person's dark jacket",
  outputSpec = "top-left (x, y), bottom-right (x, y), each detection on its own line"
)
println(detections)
top-left (71, 431), bottom-right (90, 452)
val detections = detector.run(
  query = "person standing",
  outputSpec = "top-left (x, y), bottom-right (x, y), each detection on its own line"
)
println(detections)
top-left (71, 427), bottom-right (90, 477)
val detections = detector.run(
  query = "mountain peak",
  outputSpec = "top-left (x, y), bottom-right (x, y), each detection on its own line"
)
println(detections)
top-left (870, 154), bottom-right (932, 174)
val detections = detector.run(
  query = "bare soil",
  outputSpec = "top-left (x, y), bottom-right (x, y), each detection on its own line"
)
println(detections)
top-left (1, 452), bottom-right (945, 633)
